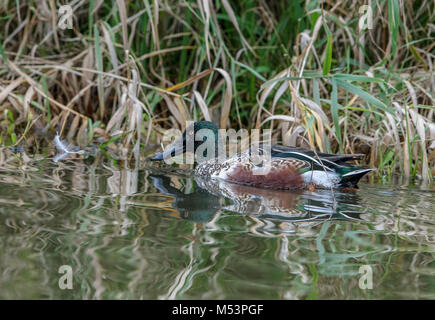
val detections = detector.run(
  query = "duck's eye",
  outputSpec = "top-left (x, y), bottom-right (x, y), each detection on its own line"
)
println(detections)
top-left (188, 130), bottom-right (194, 136)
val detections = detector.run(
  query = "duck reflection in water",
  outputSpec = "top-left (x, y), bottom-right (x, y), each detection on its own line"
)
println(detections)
top-left (149, 173), bottom-right (221, 223)
top-left (149, 172), bottom-right (364, 225)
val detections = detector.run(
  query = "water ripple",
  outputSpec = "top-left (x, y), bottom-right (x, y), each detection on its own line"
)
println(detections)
top-left (0, 161), bottom-right (433, 299)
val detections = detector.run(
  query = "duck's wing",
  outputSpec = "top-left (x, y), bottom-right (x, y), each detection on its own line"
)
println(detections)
top-left (271, 145), bottom-right (365, 164)
top-left (270, 145), bottom-right (373, 187)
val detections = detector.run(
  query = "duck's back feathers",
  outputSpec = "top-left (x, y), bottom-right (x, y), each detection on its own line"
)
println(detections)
top-left (271, 145), bottom-right (365, 165)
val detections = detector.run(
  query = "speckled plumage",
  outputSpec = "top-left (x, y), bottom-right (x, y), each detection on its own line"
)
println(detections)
top-left (195, 148), bottom-right (310, 189)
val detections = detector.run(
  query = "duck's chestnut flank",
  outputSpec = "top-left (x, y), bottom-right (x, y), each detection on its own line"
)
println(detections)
top-left (225, 164), bottom-right (304, 189)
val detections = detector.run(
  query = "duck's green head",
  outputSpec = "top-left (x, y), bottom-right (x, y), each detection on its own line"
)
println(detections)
top-left (150, 121), bottom-right (219, 162)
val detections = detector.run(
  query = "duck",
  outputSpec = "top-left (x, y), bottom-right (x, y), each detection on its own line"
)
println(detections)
top-left (150, 121), bottom-right (373, 190)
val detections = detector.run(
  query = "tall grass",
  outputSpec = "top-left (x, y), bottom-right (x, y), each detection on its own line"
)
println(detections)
top-left (0, 0), bottom-right (433, 181)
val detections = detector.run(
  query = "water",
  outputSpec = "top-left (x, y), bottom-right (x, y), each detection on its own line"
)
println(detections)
top-left (0, 156), bottom-right (434, 299)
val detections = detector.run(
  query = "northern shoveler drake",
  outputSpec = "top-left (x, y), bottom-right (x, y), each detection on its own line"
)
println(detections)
top-left (150, 121), bottom-right (373, 190)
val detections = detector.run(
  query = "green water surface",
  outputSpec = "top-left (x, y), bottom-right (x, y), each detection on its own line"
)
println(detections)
top-left (0, 159), bottom-right (434, 299)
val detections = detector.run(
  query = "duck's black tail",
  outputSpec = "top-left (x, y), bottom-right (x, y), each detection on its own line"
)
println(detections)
top-left (338, 167), bottom-right (374, 188)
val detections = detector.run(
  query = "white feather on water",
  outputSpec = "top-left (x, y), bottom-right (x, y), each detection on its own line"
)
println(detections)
top-left (54, 134), bottom-right (71, 154)
top-left (53, 133), bottom-right (82, 162)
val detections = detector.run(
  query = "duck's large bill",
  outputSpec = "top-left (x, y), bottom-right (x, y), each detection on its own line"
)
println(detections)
top-left (150, 136), bottom-right (186, 161)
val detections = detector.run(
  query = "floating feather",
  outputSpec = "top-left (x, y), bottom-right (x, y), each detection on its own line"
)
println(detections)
top-left (53, 133), bottom-right (83, 162)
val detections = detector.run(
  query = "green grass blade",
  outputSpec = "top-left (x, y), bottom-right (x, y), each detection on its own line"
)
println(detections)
top-left (94, 24), bottom-right (105, 119)
top-left (335, 79), bottom-right (392, 115)
top-left (322, 23), bottom-right (333, 76)
top-left (331, 79), bottom-right (342, 150)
